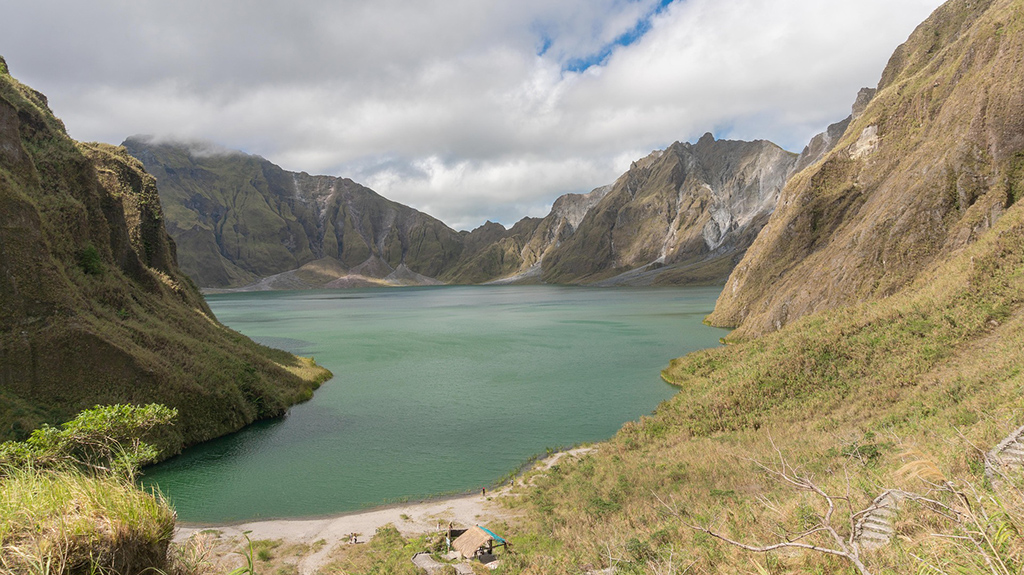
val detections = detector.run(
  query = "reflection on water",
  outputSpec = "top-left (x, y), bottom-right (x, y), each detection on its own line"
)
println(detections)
top-left (142, 286), bottom-right (728, 522)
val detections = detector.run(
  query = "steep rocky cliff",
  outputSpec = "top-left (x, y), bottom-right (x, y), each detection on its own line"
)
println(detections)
top-left (130, 128), bottom-right (854, 289)
top-left (791, 88), bottom-right (876, 175)
top-left (438, 218), bottom-right (544, 284)
top-left (0, 59), bottom-right (328, 453)
top-left (123, 137), bottom-right (464, 288)
top-left (439, 185), bottom-right (611, 284)
top-left (542, 135), bottom-right (798, 285)
top-left (708, 0), bottom-right (1024, 340)
top-left (448, 120), bottom-right (859, 288)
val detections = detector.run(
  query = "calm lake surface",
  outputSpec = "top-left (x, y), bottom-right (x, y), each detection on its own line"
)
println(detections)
top-left (142, 286), bottom-right (728, 522)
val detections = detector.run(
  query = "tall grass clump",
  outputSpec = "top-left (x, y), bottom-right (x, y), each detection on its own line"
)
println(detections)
top-left (0, 404), bottom-right (179, 575)
top-left (0, 465), bottom-right (175, 574)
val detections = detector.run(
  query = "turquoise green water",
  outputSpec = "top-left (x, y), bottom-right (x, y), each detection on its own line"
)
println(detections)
top-left (142, 286), bottom-right (728, 523)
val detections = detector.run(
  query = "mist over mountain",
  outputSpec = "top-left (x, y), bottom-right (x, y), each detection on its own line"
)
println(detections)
top-left (125, 123), bottom-right (856, 290)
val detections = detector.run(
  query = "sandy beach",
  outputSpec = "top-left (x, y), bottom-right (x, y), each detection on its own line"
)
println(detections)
top-left (173, 447), bottom-right (595, 574)
top-left (174, 489), bottom-right (508, 544)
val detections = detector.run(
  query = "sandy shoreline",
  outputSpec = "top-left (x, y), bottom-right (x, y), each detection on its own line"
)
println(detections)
top-left (174, 447), bottom-right (595, 544)
top-left (174, 490), bottom-right (507, 544)
top-left (173, 447), bottom-right (594, 574)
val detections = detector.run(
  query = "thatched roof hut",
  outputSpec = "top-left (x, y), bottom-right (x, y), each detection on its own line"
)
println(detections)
top-left (452, 525), bottom-right (506, 559)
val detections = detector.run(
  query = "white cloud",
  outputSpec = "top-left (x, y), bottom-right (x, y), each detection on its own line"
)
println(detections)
top-left (0, 0), bottom-right (944, 229)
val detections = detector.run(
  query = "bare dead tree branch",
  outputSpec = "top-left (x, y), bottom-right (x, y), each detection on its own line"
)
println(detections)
top-left (658, 434), bottom-right (875, 575)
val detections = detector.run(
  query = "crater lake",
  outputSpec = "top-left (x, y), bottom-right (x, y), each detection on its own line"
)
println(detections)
top-left (142, 285), bottom-right (728, 522)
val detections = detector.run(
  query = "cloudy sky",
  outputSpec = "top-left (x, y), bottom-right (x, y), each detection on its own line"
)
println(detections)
top-left (3, 0), bottom-right (943, 230)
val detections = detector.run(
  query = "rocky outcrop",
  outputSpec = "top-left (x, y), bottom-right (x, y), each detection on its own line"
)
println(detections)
top-left (123, 137), bottom-right (464, 288)
top-left (520, 186), bottom-right (613, 271)
top-left (793, 88), bottom-right (876, 175)
top-left (439, 186), bottom-right (611, 284)
top-left (0, 60), bottom-right (328, 453)
top-left (708, 0), bottom-right (1024, 339)
top-left (542, 135), bottom-right (798, 285)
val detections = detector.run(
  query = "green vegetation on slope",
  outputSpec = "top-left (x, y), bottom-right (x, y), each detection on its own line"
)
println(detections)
top-left (0, 59), bottom-right (331, 455)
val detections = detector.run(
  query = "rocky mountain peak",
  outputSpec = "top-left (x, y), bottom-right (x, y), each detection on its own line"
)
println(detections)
top-left (550, 185), bottom-right (612, 230)
top-left (851, 87), bottom-right (877, 119)
top-left (541, 133), bottom-right (798, 286)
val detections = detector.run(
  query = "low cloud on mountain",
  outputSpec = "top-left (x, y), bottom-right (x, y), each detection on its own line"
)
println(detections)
top-left (1, 0), bottom-right (941, 229)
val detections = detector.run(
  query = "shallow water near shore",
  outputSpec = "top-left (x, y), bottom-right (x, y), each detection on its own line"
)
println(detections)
top-left (142, 285), bottom-right (728, 522)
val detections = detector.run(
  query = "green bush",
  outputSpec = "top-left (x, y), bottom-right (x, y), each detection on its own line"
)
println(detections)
top-left (77, 243), bottom-right (104, 275)
top-left (0, 403), bottom-right (177, 479)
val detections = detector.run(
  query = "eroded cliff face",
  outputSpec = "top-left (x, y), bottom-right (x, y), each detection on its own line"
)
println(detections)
top-left (123, 137), bottom-right (463, 288)
top-left (793, 88), bottom-right (876, 175)
top-left (0, 59), bottom-right (327, 452)
top-left (446, 119), bottom-right (864, 287)
top-left (708, 0), bottom-right (1024, 339)
top-left (439, 185), bottom-right (612, 284)
top-left (542, 135), bottom-right (798, 285)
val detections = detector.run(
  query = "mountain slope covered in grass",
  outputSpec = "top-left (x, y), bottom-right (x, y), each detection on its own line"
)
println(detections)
top-left (487, 1), bottom-right (1024, 572)
top-left (122, 137), bottom-right (465, 289)
top-left (0, 58), bottom-right (330, 456)
top-left (709, 0), bottom-right (1024, 340)
top-left (507, 96), bottom-right (1024, 575)
top-left (506, 199), bottom-right (1024, 571)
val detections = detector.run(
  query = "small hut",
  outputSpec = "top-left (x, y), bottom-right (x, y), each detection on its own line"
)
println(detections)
top-left (451, 525), bottom-right (507, 559)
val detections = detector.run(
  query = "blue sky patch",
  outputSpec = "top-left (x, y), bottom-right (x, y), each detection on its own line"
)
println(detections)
top-left (564, 0), bottom-right (675, 73)
top-left (536, 33), bottom-right (553, 57)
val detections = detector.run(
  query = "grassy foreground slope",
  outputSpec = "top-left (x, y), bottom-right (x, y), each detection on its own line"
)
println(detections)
top-left (0, 58), bottom-right (330, 456)
top-left (501, 138), bottom-right (1024, 574)
top-left (1, 405), bottom-right (178, 575)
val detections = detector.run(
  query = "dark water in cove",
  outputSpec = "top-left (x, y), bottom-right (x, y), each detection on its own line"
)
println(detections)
top-left (142, 286), bottom-right (727, 522)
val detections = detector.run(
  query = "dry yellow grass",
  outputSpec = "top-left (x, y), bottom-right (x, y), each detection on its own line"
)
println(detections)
top-left (483, 156), bottom-right (1024, 573)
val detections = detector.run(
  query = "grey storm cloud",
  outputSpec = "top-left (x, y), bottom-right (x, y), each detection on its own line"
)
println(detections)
top-left (2, 0), bottom-right (943, 230)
